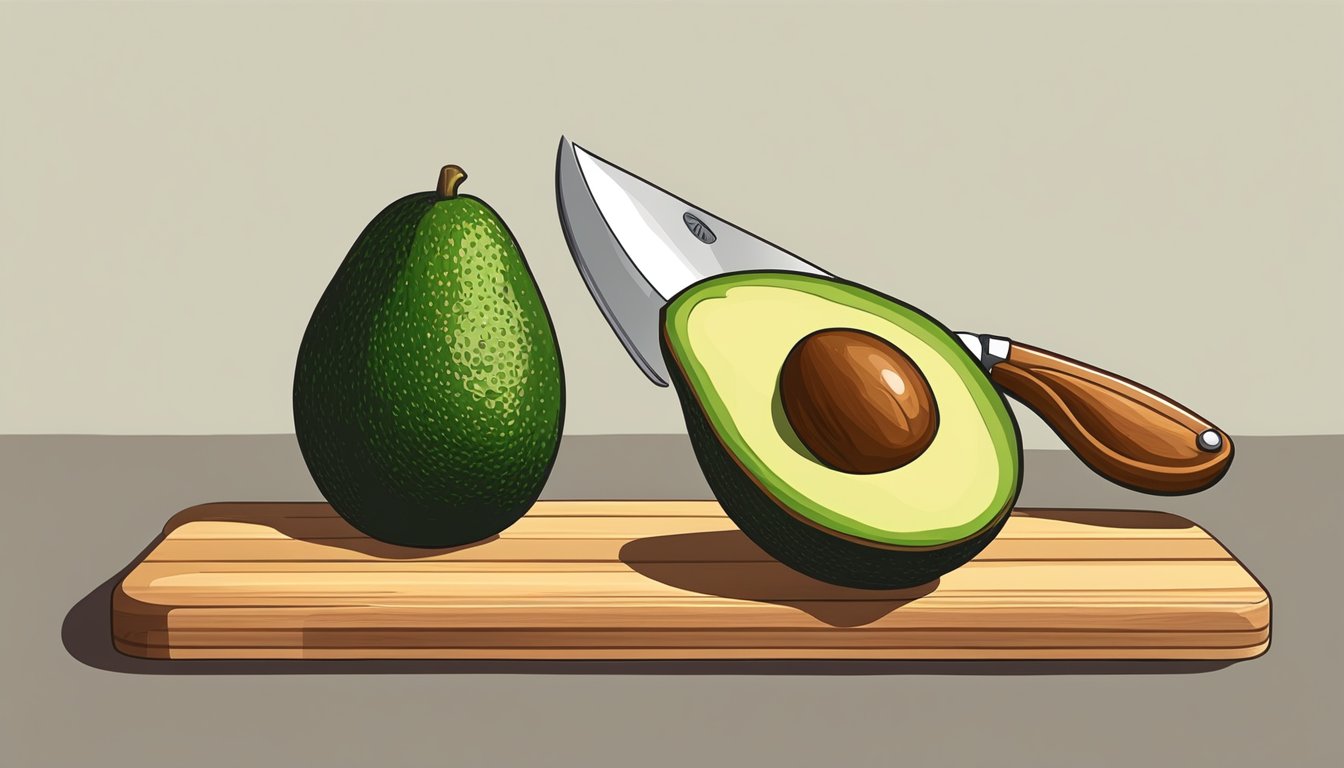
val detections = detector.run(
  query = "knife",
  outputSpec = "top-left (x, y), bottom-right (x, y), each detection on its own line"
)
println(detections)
top-left (555, 138), bottom-right (1232, 495)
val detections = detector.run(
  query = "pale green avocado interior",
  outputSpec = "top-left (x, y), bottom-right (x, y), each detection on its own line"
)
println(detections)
top-left (664, 272), bottom-right (1020, 547)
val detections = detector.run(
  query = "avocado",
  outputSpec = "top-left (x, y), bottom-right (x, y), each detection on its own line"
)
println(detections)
top-left (293, 165), bottom-right (564, 547)
top-left (662, 271), bottom-right (1020, 588)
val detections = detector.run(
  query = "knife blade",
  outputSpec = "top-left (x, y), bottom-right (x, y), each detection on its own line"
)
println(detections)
top-left (556, 137), bottom-right (830, 386)
top-left (556, 138), bottom-right (1003, 385)
top-left (554, 137), bottom-right (1233, 494)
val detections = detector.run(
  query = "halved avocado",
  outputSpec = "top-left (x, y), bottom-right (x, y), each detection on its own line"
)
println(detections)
top-left (662, 271), bottom-right (1022, 589)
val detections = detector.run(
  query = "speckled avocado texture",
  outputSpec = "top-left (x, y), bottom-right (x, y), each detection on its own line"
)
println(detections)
top-left (294, 191), bottom-right (563, 547)
top-left (664, 337), bottom-right (1014, 590)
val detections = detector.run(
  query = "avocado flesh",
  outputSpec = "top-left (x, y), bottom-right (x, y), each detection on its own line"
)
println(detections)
top-left (662, 272), bottom-right (1021, 588)
top-left (294, 187), bottom-right (563, 548)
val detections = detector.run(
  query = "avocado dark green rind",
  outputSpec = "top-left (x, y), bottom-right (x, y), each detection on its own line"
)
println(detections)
top-left (666, 337), bottom-right (1015, 589)
top-left (294, 192), bottom-right (564, 548)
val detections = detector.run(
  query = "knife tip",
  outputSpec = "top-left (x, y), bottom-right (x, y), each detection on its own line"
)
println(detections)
top-left (559, 136), bottom-right (593, 159)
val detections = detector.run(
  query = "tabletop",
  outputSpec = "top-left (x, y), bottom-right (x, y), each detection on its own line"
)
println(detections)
top-left (1, 434), bottom-right (1336, 767)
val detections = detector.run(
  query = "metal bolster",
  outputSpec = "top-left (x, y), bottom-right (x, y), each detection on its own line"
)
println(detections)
top-left (979, 334), bottom-right (1012, 369)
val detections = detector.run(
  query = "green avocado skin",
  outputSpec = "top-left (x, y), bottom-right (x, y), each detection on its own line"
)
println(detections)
top-left (293, 191), bottom-right (564, 548)
top-left (664, 337), bottom-right (1015, 590)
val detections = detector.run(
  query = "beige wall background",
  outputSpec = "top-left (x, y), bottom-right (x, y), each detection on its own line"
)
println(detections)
top-left (2, 0), bottom-right (1341, 446)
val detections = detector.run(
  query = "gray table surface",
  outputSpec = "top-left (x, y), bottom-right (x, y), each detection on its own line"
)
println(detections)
top-left (1, 434), bottom-right (1338, 767)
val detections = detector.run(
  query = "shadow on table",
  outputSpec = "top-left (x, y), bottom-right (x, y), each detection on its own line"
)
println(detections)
top-left (62, 503), bottom-right (1234, 676)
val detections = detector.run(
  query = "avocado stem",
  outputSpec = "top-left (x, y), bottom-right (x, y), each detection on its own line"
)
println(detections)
top-left (437, 165), bottom-right (467, 198)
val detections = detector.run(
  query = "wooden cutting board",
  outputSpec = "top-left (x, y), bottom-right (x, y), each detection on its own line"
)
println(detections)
top-left (112, 501), bottom-right (1269, 661)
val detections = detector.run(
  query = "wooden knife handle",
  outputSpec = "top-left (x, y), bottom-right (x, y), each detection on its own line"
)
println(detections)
top-left (988, 342), bottom-right (1233, 494)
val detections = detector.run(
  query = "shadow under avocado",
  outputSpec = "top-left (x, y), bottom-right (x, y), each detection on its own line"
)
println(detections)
top-left (157, 500), bottom-right (500, 560)
top-left (619, 530), bottom-right (937, 627)
top-left (62, 499), bottom-right (1231, 676)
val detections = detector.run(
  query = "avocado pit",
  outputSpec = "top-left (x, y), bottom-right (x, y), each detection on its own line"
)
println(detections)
top-left (779, 328), bottom-right (938, 474)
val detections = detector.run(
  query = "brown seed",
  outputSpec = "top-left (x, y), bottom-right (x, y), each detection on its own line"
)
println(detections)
top-left (779, 328), bottom-right (939, 474)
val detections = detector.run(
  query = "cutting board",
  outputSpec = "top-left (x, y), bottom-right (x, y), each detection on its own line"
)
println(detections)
top-left (112, 501), bottom-right (1269, 661)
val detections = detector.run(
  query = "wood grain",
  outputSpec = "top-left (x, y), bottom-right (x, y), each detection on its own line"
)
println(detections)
top-left (990, 343), bottom-right (1234, 494)
top-left (112, 502), bottom-right (1270, 661)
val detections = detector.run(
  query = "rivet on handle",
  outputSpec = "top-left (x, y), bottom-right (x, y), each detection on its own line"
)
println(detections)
top-left (1197, 430), bottom-right (1223, 453)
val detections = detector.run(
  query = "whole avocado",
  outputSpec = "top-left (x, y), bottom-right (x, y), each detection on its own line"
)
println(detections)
top-left (294, 165), bottom-right (564, 547)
